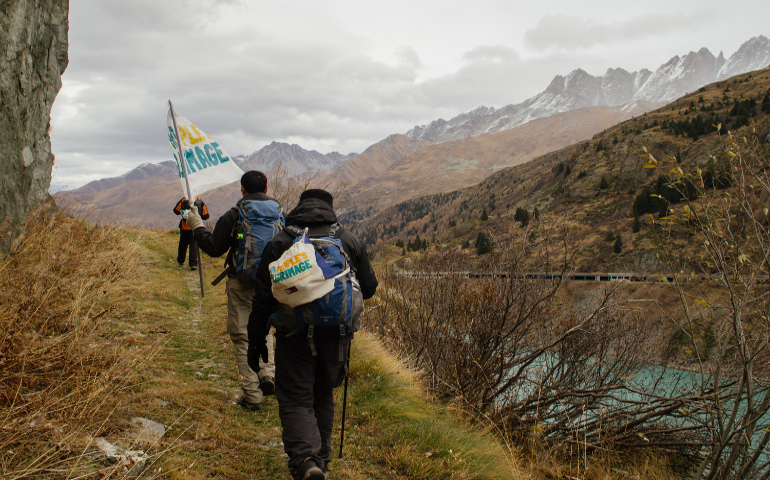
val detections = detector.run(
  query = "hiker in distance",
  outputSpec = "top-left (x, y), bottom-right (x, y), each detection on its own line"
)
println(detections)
top-left (172, 196), bottom-right (209, 270)
top-left (182, 171), bottom-right (284, 411)
top-left (247, 189), bottom-right (378, 480)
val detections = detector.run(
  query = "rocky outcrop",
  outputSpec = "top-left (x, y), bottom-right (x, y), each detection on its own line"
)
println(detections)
top-left (0, 1), bottom-right (68, 251)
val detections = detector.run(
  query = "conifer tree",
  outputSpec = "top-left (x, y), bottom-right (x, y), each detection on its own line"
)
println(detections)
top-left (613, 234), bottom-right (623, 253)
top-left (481, 209), bottom-right (488, 221)
top-left (476, 232), bottom-right (492, 255)
top-left (514, 207), bottom-right (530, 227)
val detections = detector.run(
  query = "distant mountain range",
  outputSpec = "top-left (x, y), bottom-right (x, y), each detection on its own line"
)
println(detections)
top-left (331, 102), bottom-right (661, 220)
top-left (233, 141), bottom-right (357, 177)
top-left (60, 35), bottom-right (770, 230)
top-left (69, 142), bottom-right (355, 199)
top-left (405, 35), bottom-right (770, 144)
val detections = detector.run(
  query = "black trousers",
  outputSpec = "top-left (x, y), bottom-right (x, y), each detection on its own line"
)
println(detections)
top-left (177, 229), bottom-right (199, 267)
top-left (275, 332), bottom-right (350, 470)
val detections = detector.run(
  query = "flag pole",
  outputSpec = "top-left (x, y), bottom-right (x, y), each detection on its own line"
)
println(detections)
top-left (169, 100), bottom-right (205, 298)
top-left (169, 100), bottom-right (193, 201)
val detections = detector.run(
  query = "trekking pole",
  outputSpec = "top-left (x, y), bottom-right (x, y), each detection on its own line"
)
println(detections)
top-left (193, 239), bottom-right (205, 297)
top-left (193, 199), bottom-right (205, 298)
top-left (338, 340), bottom-right (352, 459)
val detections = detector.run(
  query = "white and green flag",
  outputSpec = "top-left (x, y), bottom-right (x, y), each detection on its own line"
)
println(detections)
top-left (166, 109), bottom-right (243, 197)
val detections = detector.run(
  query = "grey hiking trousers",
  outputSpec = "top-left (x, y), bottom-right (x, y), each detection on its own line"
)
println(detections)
top-left (226, 276), bottom-right (275, 404)
top-left (275, 332), bottom-right (351, 470)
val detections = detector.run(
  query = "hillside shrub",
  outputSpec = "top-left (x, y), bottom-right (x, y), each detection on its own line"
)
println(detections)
top-left (369, 221), bottom-right (682, 456)
top-left (639, 131), bottom-right (770, 479)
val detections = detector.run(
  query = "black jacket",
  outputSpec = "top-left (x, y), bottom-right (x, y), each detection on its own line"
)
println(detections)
top-left (192, 192), bottom-right (280, 276)
top-left (248, 198), bottom-right (378, 339)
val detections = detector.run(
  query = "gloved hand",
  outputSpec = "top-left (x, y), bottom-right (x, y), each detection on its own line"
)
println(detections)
top-left (182, 205), bottom-right (204, 230)
top-left (247, 336), bottom-right (269, 374)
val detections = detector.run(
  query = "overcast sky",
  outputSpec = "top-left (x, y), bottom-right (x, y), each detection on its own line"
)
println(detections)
top-left (49, 0), bottom-right (770, 190)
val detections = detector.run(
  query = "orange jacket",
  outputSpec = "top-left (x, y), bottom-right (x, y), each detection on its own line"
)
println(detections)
top-left (173, 196), bottom-right (210, 230)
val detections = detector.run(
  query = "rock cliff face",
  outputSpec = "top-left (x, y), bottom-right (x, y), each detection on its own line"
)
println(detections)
top-left (0, 1), bottom-right (68, 251)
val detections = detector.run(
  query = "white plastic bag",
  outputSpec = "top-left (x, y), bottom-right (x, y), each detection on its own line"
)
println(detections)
top-left (270, 228), bottom-right (337, 307)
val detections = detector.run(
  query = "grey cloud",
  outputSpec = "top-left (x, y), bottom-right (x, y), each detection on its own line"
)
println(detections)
top-left (395, 46), bottom-right (422, 70)
top-left (461, 45), bottom-right (520, 63)
top-left (524, 12), bottom-right (715, 52)
top-left (51, 0), bottom-right (761, 190)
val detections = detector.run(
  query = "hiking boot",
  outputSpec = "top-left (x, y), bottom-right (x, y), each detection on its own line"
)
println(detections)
top-left (237, 397), bottom-right (261, 411)
top-left (260, 376), bottom-right (275, 396)
top-left (190, 265), bottom-right (198, 270)
top-left (291, 458), bottom-right (325, 480)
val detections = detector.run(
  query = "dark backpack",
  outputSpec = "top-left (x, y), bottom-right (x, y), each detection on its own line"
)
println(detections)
top-left (271, 224), bottom-right (363, 348)
top-left (234, 199), bottom-right (284, 282)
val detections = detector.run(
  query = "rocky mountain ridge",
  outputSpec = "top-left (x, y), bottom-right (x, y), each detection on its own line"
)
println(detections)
top-left (234, 141), bottom-right (357, 177)
top-left (406, 35), bottom-right (770, 144)
top-left (69, 141), bottom-right (356, 197)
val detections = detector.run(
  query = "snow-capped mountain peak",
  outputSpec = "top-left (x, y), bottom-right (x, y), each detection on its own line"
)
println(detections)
top-left (406, 35), bottom-right (770, 144)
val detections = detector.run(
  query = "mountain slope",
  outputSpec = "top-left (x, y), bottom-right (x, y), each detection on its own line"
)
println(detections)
top-left (357, 68), bottom-right (770, 274)
top-left (341, 101), bottom-right (662, 223)
top-left (406, 36), bottom-right (770, 144)
top-left (313, 134), bottom-right (430, 187)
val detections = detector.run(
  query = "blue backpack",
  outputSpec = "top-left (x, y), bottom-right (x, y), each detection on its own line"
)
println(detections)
top-left (234, 199), bottom-right (284, 283)
top-left (271, 223), bottom-right (363, 350)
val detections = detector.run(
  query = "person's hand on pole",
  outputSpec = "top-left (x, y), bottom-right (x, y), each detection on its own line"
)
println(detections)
top-left (182, 205), bottom-right (204, 230)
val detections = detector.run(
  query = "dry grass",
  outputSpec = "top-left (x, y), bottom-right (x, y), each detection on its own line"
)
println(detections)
top-left (0, 205), bottom-right (160, 479)
top-left (0, 204), bottom-right (682, 480)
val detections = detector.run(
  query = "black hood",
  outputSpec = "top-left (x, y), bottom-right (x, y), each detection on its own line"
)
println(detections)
top-left (285, 198), bottom-right (337, 227)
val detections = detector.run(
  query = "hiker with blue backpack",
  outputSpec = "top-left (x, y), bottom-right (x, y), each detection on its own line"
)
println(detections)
top-left (182, 171), bottom-right (284, 411)
top-left (247, 189), bottom-right (378, 480)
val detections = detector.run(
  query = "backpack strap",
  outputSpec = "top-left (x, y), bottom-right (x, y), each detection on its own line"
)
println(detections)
top-left (307, 325), bottom-right (317, 356)
top-left (284, 225), bottom-right (303, 237)
top-left (213, 208), bottom-right (243, 286)
top-left (211, 268), bottom-right (229, 286)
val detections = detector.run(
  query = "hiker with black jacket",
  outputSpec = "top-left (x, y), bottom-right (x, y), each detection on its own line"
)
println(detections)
top-left (182, 171), bottom-right (281, 411)
top-left (172, 196), bottom-right (209, 270)
top-left (247, 189), bottom-right (378, 480)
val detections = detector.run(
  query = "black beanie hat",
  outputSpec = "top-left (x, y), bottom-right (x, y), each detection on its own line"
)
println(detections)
top-left (299, 189), bottom-right (333, 207)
